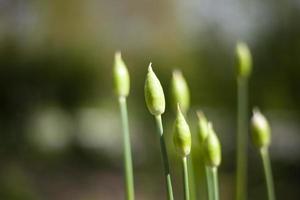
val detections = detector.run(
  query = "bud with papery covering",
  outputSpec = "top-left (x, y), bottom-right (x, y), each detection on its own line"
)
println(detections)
top-left (113, 52), bottom-right (130, 97)
top-left (144, 64), bottom-right (166, 116)
top-left (173, 105), bottom-right (192, 157)
top-left (203, 123), bottom-right (222, 167)
top-left (236, 42), bottom-right (252, 78)
top-left (196, 111), bottom-right (209, 145)
top-left (251, 108), bottom-right (271, 149)
top-left (171, 70), bottom-right (190, 114)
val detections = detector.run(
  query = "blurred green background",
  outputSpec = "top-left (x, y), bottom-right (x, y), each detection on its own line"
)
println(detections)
top-left (0, 0), bottom-right (300, 199)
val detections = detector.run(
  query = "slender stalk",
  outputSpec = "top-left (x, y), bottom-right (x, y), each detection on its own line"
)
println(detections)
top-left (184, 110), bottom-right (196, 200)
top-left (155, 115), bottom-right (174, 200)
top-left (119, 97), bottom-right (135, 200)
top-left (188, 153), bottom-right (197, 200)
top-left (205, 166), bottom-right (213, 200)
top-left (211, 167), bottom-right (219, 200)
top-left (236, 77), bottom-right (248, 200)
top-left (183, 157), bottom-right (190, 200)
top-left (260, 148), bottom-right (276, 200)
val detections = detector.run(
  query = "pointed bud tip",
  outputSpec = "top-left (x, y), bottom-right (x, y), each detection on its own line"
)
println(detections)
top-left (148, 63), bottom-right (153, 72)
top-left (115, 51), bottom-right (121, 59)
top-left (207, 121), bottom-right (213, 130)
top-left (196, 110), bottom-right (204, 118)
top-left (173, 69), bottom-right (182, 77)
top-left (177, 103), bottom-right (181, 112)
top-left (252, 107), bottom-right (260, 114)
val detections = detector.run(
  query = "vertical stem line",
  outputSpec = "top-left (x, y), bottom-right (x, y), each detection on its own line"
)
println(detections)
top-left (188, 154), bottom-right (197, 200)
top-left (183, 111), bottom-right (196, 200)
top-left (236, 77), bottom-right (248, 200)
top-left (205, 166), bottom-right (213, 200)
top-left (211, 167), bottom-right (219, 200)
top-left (183, 157), bottom-right (190, 200)
top-left (260, 148), bottom-right (276, 200)
top-left (155, 115), bottom-right (174, 200)
top-left (119, 97), bottom-right (135, 200)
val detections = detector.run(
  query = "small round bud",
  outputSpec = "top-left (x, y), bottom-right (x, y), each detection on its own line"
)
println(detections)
top-left (173, 105), bottom-right (192, 157)
top-left (171, 70), bottom-right (190, 114)
top-left (144, 64), bottom-right (166, 116)
top-left (203, 123), bottom-right (221, 167)
top-left (236, 42), bottom-right (252, 78)
top-left (251, 108), bottom-right (271, 149)
top-left (113, 52), bottom-right (130, 97)
top-left (196, 111), bottom-right (209, 145)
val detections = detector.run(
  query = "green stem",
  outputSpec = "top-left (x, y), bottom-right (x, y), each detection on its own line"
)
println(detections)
top-left (155, 115), bottom-right (174, 200)
top-left (236, 77), bottom-right (248, 200)
top-left (211, 167), bottom-right (219, 200)
top-left (183, 111), bottom-right (197, 200)
top-left (260, 148), bottom-right (276, 200)
top-left (205, 166), bottom-right (213, 200)
top-left (119, 97), bottom-right (135, 200)
top-left (188, 153), bottom-right (197, 200)
top-left (183, 157), bottom-right (190, 200)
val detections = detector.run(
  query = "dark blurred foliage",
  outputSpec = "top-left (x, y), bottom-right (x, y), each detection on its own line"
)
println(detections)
top-left (0, 0), bottom-right (300, 199)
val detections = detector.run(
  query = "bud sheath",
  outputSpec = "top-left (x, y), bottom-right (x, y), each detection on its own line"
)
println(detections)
top-left (251, 108), bottom-right (271, 149)
top-left (196, 111), bottom-right (209, 145)
top-left (203, 123), bottom-right (221, 167)
top-left (236, 42), bottom-right (252, 78)
top-left (113, 52), bottom-right (130, 97)
top-left (171, 70), bottom-right (190, 114)
top-left (144, 64), bottom-right (166, 116)
top-left (173, 105), bottom-right (192, 157)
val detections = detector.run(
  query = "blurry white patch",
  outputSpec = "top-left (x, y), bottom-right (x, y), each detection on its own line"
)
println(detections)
top-left (27, 106), bottom-right (73, 152)
top-left (75, 108), bottom-right (122, 157)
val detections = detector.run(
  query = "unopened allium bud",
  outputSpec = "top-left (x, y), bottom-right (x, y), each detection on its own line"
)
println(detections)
top-left (203, 123), bottom-right (221, 167)
top-left (251, 108), bottom-right (271, 149)
top-left (173, 105), bottom-right (192, 157)
top-left (196, 111), bottom-right (209, 145)
top-left (113, 52), bottom-right (130, 97)
top-left (144, 64), bottom-right (166, 116)
top-left (171, 70), bottom-right (190, 114)
top-left (236, 42), bottom-right (252, 78)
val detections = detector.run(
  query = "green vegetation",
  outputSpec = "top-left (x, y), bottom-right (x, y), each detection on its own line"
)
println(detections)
top-left (114, 52), bottom-right (135, 200)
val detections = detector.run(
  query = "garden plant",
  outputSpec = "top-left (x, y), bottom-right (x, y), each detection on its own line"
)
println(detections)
top-left (114, 42), bottom-right (276, 200)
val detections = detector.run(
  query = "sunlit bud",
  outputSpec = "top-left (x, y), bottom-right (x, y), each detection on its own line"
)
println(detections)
top-left (236, 42), bottom-right (252, 78)
top-left (113, 52), bottom-right (130, 97)
top-left (251, 108), bottom-right (271, 149)
top-left (171, 70), bottom-right (190, 114)
top-left (173, 105), bottom-right (192, 157)
top-left (196, 111), bottom-right (209, 145)
top-left (203, 123), bottom-right (222, 167)
top-left (144, 63), bottom-right (166, 115)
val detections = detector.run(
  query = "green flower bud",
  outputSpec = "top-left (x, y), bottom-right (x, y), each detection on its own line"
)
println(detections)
top-left (251, 108), bottom-right (271, 149)
top-left (203, 123), bottom-right (221, 167)
top-left (236, 42), bottom-right (252, 78)
top-left (113, 52), bottom-right (130, 97)
top-left (173, 105), bottom-right (192, 157)
top-left (171, 70), bottom-right (190, 114)
top-left (144, 64), bottom-right (166, 116)
top-left (196, 111), bottom-right (209, 145)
